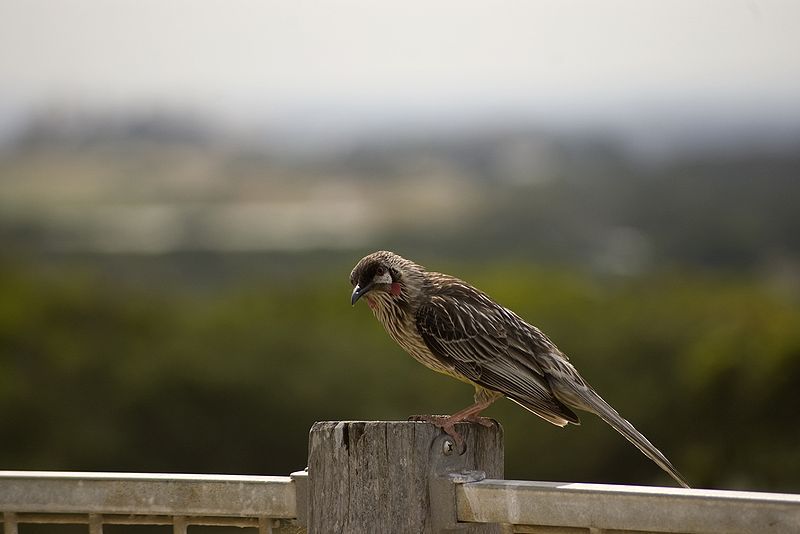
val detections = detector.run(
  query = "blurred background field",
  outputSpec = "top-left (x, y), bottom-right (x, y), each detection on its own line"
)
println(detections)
top-left (1, 1), bottom-right (799, 492)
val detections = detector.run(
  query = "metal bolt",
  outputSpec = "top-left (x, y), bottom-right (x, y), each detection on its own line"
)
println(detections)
top-left (442, 439), bottom-right (454, 455)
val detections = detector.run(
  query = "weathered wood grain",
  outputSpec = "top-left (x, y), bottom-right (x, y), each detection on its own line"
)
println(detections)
top-left (307, 421), bottom-right (504, 534)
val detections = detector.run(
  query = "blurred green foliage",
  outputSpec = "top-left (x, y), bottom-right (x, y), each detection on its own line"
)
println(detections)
top-left (0, 254), bottom-right (798, 492)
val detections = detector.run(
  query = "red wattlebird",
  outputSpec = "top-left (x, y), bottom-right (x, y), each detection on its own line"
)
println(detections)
top-left (350, 250), bottom-right (689, 488)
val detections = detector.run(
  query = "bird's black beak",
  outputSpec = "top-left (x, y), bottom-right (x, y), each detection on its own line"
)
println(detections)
top-left (351, 282), bottom-right (373, 305)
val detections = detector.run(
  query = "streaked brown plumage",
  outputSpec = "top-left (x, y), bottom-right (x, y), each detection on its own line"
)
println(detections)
top-left (350, 250), bottom-right (689, 488)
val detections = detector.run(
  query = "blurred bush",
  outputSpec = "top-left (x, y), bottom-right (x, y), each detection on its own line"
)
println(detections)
top-left (0, 255), bottom-right (797, 491)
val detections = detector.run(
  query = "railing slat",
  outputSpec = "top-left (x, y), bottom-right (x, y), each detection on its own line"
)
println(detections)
top-left (457, 479), bottom-right (800, 534)
top-left (3, 512), bottom-right (18, 534)
top-left (258, 516), bottom-right (273, 534)
top-left (88, 514), bottom-right (103, 534)
top-left (172, 515), bottom-right (187, 534)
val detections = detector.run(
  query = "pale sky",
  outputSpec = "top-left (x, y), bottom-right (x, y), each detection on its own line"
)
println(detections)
top-left (1, 0), bottom-right (799, 133)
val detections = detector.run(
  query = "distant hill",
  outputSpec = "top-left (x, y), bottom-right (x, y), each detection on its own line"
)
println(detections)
top-left (1, 111), bottom-right (799, 275)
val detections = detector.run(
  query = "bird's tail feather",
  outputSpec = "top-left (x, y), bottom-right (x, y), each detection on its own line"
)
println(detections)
top-left (560, 386), bottom-right (690, 488)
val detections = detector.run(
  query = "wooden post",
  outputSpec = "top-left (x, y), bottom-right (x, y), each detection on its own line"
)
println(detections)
top-left (306, 421), bottom-right (504, 534)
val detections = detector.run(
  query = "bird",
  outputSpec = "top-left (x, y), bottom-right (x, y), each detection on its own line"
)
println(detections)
top-left (349, 250), bottom-right (689, 488)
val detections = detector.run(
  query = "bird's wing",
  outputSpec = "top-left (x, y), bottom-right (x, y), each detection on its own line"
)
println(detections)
top-left (415, 280), bottom-right (579, 426)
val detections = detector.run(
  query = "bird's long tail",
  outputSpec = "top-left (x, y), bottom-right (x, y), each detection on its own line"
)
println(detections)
top-left (556, 384), bottom-right (690, 488)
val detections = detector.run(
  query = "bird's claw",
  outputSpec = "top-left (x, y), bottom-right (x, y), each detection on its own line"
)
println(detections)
top-left (408, 414), bottom-right (494, 453)
top-left (440, 421), bottom-right (465, 453)
top-left (470, 416), bottom-right (496, 428)
top-left (410, 415), bottom-right (466, 453)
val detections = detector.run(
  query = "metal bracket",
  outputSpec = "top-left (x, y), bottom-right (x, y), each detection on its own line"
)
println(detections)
top-left (428, 433), bottom-right (486, 531)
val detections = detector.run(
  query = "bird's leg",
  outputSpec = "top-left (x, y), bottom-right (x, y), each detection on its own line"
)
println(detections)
top-left (409, 393), bottom-right (500, 451)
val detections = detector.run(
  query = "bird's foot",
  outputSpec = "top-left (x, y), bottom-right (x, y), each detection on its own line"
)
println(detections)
top-left (408, 414), bottom-right (496, 452)
top-left (409, 414), bottom-right (466, 451)
top-left (408, 414), bottom-right (495, 426)
top-left (408, 414), bottom-right (452, 428)
top-left (466, 416), bottom-right (496, 428)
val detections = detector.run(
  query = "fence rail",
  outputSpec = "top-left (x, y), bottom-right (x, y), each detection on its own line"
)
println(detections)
top-left (457, 479), bottom-right (800, 534)
top-left (0, 471), bottom-right (298, 534)
top-left (2, 422), bottom-right (800, 533)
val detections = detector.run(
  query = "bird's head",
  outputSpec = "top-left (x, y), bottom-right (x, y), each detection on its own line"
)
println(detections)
top-left (349, 251), bottom-right (421, 307)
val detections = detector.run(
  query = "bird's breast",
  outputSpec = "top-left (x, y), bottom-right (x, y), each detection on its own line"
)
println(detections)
top-left (372, 304), bottom-right (457, 377)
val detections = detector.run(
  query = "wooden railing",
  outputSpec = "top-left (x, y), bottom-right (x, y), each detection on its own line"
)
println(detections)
top-left (2, 421), bottom-right (799, 533)
top-left (0, 471), bottom-right (298, 533)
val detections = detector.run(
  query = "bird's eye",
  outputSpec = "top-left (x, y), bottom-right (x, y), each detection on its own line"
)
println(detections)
top-left (376, 266), bottom-right (385, 276)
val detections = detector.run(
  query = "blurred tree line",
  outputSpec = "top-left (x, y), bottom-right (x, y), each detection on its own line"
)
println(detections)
top-left (1, 251), bottom-right (797, 491)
